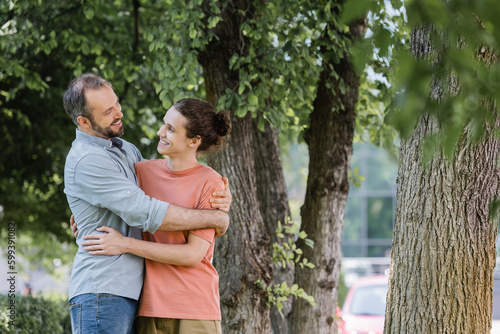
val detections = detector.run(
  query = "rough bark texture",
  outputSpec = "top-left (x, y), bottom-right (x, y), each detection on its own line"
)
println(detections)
top-left (386, 116), bottom-right (500, 333)
top-left (252, 119), bottom-right (291, 244)
top-left (289, 18), bottom-right (366, 334)
top-left (197, 2), bottom-right (273, 333)
top-left (252, 118), bottom-right (293, 334)
top-left (384, 26), bottom-right (500, 334)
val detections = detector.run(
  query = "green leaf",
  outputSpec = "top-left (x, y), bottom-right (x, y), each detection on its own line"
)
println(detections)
top-left (248, 94), bottom-right (258, 106)
top-left (162, 99), bottom-right (172, 110)
top-left (208, 16), bottom-right (222, 29)
top-left (229, 54), bottom-right (239, 70)
top-left (159, 89), bottom-right (167, 103)
top-left (238, 81), bottom-right (245, 95)
top-left (189, 29), bottom-right (197, 39)
top-left (84, 7), bottom-right (94, 20)
top-left (235, 105), bottom-right (248, 118)
top-left (258, 116), bottom-right (266, 131)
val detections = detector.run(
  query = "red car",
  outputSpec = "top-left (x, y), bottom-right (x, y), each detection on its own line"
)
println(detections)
top-left (337, 275), bottom-right (389, 334)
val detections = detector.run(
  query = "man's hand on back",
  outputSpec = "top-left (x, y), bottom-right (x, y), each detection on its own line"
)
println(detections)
top-left (210, 177), bottom-right (232, 213)
top-left (70, 214), bottom-right (79, 238)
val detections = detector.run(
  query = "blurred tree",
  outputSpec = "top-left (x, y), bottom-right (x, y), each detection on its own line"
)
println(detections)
top-left (380, 1), bottom-right (500, 333)
top-left (289, 3), bottom-right (366, 333)
top-left (289, 0), bottom-right (407, 331)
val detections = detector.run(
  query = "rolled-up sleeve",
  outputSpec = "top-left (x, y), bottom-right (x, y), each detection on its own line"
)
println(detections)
top-left (71, 153), bottom-right (168, 233)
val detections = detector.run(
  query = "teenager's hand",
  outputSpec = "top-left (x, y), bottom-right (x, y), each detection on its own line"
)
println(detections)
top-left (70, 215), bottom-right (78, 238)
top-left (210, 177), bottom-right (232, 213)
top-left (82, 226), bottom-right (130, 256)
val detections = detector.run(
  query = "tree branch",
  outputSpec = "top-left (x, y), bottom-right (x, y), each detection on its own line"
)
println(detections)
top-left (120, 0), bottom-right (141, 101)
top-left (133, 0), bottom-right (140, 52)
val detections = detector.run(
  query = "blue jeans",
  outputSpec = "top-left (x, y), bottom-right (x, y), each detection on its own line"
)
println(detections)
top-left (69, 293), bottom-right (138, 334)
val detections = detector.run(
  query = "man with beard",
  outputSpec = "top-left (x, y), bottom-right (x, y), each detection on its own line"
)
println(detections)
top-left (63, 73), bottom-right (231, 334)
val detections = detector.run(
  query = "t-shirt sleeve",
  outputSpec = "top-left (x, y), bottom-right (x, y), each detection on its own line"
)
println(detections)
top-left (189, 177), bottom-right (225, 242)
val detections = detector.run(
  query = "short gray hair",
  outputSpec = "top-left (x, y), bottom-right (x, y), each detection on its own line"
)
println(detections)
top-left (63, 73), bottom-right (112, 125)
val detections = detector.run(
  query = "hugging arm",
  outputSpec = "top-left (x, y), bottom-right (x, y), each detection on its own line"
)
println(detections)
top-left (69, 177), bottom-right (232, 238)
top-left (82, 226), bottom-right (211, 267)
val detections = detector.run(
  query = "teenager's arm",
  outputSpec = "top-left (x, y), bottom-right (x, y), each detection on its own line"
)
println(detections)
top-left (82, 226), bottom-right (211, 267)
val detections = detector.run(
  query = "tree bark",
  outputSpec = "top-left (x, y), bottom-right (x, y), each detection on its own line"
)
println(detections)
top-left (252, 118), bottom-right (293, 334)
top-left (252, 119), bottom-right (291, 246)
top-left (385, 116), bottom-right (500, 333)
top-left (384, 26), bottom-right (500, 334)
top-left (289, 17), bottom-right (366, 334)
top-left (197, 2), bottom-right (273, 333)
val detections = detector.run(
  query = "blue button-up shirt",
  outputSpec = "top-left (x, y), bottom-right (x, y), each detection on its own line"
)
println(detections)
top-left (64, 130), bottom-right (170, 300)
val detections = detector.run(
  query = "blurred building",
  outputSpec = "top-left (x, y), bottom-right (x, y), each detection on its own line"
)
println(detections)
top-left (342, 143), bottom-right (397, 258)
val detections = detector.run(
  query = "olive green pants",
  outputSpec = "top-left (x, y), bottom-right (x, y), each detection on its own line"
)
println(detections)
top-left (135, 316), bottom-right (222, 334)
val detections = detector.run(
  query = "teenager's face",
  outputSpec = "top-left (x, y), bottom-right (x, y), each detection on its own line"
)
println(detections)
top-left (157, 107), bottom-right (192, 157)
top-left (85, 86), bottom-right (124, 139)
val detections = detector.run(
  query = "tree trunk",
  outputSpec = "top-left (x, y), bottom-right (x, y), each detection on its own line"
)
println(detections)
top-left (252, 119), bottom-right (291, 246)
top-left (197, 2), bottom-right (273, 333)
top-left (384, 27), bottom-right (500, 334)
top-left (252, 118), bottom-right (293, 334)
top-left (290, 18), bottom-right (365, 334)
top-left (385, 116), bottom-right (500, 333)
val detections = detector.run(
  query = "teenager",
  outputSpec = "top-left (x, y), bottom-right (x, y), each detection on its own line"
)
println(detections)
top-left (82, 98), bottom-right (231, 334)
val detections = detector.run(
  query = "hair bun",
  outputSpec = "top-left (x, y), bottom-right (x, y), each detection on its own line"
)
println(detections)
top-left (215, 111), bottom-right (231, 137)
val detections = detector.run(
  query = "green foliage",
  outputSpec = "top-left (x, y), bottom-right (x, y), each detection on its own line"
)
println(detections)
top-left (348, 166), bottom-right (365, 188)
top-left (272, 217), bottom-right (315, 270)
top-left (0, 294), bottom-right (71, 334)
top-left (256, 218), bottom-right (315, 315)
top-left (0, 228), bottom-right (77, 278)
top-left (342, 0), bottom-right (406, 157)
top-left (345, 0), bottom-right (500, 162)
top-left (212, 0), bottom-right (323, 140)
top-left (386, 1), bottom-right (500, 158)
top-left (255, 280), bottom-right (316, 317)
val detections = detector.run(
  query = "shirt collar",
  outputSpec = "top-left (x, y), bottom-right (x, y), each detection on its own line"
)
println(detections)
top-left (110, 137), bottom-right (123, 148)
top-left (75, 129), bottom-right (114, 148)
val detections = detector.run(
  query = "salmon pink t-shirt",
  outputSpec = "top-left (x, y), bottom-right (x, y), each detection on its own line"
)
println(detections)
top-left (135, 159), bottom-right (223, 320)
